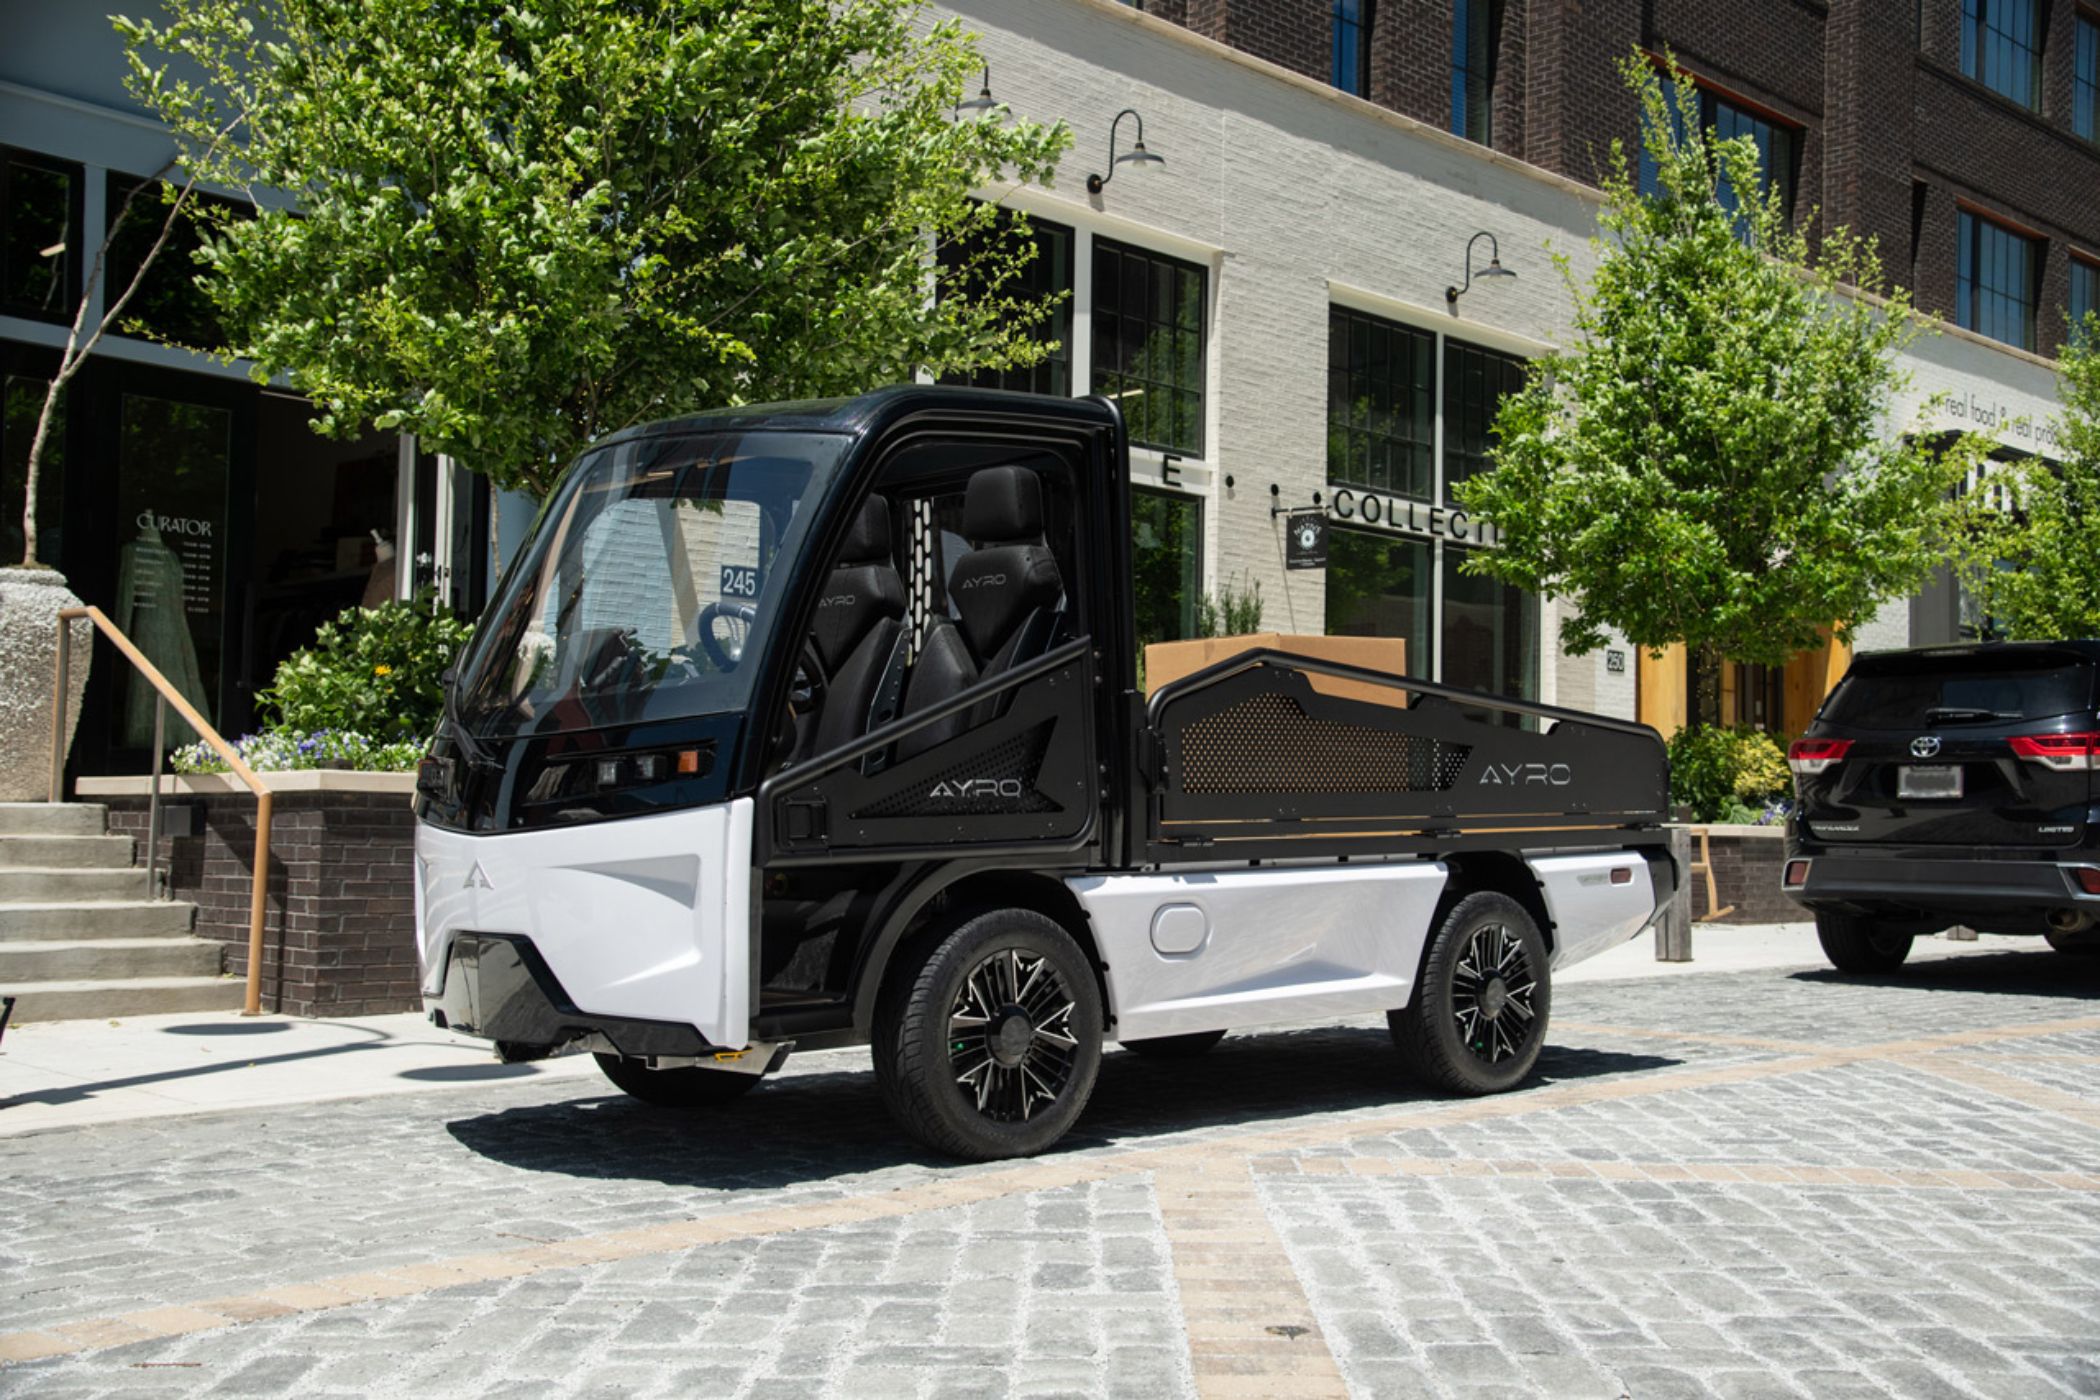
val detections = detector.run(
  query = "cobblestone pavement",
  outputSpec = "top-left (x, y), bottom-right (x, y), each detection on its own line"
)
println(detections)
top-left (2, 947), bottom-right (2096, 1398)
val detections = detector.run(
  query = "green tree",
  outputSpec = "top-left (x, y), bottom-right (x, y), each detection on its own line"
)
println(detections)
top-left (1956, 322), bottom-right (2100, 638)
top-left (119, 0), bottom-right (1071, 496)
top-left (1454, 54), bottom-right (1979, 668)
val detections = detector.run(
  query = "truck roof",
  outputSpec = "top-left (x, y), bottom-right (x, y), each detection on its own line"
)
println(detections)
top-left (589, 384), bottom-right (1122, 451)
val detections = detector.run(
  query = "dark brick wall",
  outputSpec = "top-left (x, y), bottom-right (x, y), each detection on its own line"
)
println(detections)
top-left (1146, 0), bottom-right (2100, 350)
top-left (1685, 831), bottom-right (1797, 925)
top-left (109, 790), bottom-right (418, 1018)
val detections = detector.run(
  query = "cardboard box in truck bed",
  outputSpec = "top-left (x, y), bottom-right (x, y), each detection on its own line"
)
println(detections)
top-left (1142, 633), bottom-right (1409, 708)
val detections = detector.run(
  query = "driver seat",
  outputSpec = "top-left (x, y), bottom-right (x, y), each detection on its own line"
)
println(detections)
top-left (803, 495), bottom-right (908, 759)
top-left (896, 465), bottom-right (1064, 761)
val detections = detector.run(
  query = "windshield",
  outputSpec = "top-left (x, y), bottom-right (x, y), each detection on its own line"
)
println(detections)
top-left (1821, 651), bottom-right (2095, 729)
top-left (456, 429), bottom-right (847, 739)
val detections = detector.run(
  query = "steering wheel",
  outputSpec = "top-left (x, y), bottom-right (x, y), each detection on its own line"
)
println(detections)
top-left (696, 601), bottom-right (757, 671)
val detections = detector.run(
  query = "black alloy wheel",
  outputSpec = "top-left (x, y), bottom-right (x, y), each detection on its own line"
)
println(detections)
top-left (1390, 891), bottom-right (1552, 1095)
top-left (874, 908), bottom-right (1103, 1160)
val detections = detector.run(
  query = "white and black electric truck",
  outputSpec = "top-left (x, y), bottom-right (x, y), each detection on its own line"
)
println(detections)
top-left (414, 386), bottom-right (1677, 1159)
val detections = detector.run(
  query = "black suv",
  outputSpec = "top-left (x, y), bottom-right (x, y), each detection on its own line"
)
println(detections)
top-left (1784, 640), bottom-right (2100, 972)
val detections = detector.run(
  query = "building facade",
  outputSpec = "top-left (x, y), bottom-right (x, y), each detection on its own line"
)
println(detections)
top-left (948, 0), bottom-right (2086, 732)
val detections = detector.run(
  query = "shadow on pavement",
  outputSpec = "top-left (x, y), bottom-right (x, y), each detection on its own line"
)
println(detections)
top-left (161, 1021), bottom-right (294, 1037)
top-left (1789, 946), bottom-right (2100, 998)
top-left (443, 1023), bottom-right (1679, 1190)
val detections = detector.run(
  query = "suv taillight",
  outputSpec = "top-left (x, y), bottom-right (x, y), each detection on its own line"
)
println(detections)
top-left (1787, 738), bottom-right (1853, 775)
top-left (2008, 733), bottom-right (2100, 772)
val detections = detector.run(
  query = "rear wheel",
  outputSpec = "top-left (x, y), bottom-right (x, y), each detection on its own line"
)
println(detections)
top-left (1815, 911), bottom-right (1914, 973)
top-left (874, 908), bottom-right (1103, 1161)
top-left (2044, 929), bottom-right (2100, 956)
top-left (1390, 892), bottom-right (1550, 1096)
top-left (594, 1053), bottom-right (760, 1107)
top-left (1120, 1029), bottom-right (1227, 1059)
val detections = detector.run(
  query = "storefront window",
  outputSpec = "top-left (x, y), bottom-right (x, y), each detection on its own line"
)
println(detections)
top-left (1132, 487), bottom-right (1201, 650)
top-left (1328, 306), bottom-right (1433, 499)
top-left (1441, 338), bottom-right (1526, 501)
top-left (1325, 527), bottom-right (1432, 676)
top-left (1, 372), bottom-right (64, 565)
top-left (104, 173), bottom-right (243, 351)
top-left (938, 210), bottom-right (1074, 398)
top-left (1092, 238), bottom-right (1206, 456)
top-left (2, 150), bottom-right (80, 321)
top-left (1442, 545), bottom-right (1537, 708)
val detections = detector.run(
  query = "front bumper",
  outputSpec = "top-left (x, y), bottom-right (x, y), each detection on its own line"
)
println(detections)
top-left (429, 933), bottom-right (717, 1059)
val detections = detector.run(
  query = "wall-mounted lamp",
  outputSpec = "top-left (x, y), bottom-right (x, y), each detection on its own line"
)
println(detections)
top-left (1087, 108), bottom-right (1164, 194)
top-left (955, 65), bottom-right (999, 118)
top-left (1445, 231), bottom-right (1516, 308)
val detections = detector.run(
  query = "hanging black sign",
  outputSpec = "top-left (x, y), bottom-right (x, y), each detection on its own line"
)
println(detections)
top-left (1284, 510), bottom-right (1328, 570)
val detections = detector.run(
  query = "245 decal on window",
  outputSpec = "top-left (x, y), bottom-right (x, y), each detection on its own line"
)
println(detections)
top-left (719, 564), bottom-right (760, 599)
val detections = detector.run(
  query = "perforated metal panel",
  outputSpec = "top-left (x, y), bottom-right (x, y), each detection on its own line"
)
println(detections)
top-left (853, 721), bottom-right (1060, 819)
top-left (906, 498), bottom-right (937, 661)
top-left (1176, 692), bottom-right (1469, 795)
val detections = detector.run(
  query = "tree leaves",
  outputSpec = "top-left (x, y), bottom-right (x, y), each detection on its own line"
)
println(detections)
top-left (119, 0), bottom-right (1071, 496)
top-left (1455, 54), bottom-right (1979, 668)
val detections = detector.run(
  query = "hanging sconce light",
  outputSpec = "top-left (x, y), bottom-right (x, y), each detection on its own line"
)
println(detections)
top-left (955, 65), bottom-right (998, 118)
top-left (1087, 108), bottom-right (1165, 194)
top-left (1445, 230), bottom-right (1517, 308)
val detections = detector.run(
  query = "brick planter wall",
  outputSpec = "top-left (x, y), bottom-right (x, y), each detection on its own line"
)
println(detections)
top-left (1681, 825), bottom-right (1796, 925)
top-left (87, 773), bottom-right (419, 1018)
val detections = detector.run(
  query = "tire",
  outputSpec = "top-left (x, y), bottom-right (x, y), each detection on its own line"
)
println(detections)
top-left (594, 1052), bottom-right (760, 1107)
top-left (1815, 911), bottom-right (1914, 973)
top-left (1390, 891), bottom-right (1551, 1096)
top-left (2044, 930), bottom-right (2100, 956)
top-left (1119, 1029), bottom-right (1227, 1059)
top-left (873, 908), bottom-right (1104, 1161)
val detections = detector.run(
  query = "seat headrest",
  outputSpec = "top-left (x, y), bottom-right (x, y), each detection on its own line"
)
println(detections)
top-left (839, 495), bottom-right (892, 567)
top-left (962, 466), bottom-right (1043, 545)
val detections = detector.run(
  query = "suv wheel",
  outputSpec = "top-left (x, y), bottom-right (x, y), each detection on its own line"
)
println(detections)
top-left (2044, 929), bottom-right (2100, 956)
top-left (1815, 911), bottom-right (1914, 974)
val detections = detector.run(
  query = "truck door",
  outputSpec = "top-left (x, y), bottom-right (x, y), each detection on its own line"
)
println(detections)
top-left (756, 427), bottom-right (1104, 865)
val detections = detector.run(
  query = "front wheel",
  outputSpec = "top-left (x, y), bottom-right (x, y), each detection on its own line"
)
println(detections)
top-left (874, 908), bottom-right (1104, 1161)
top-left (1815, 911), bottom-right (1914, 973)
top-left (594, 1052), bottom-right (760, 1107)
top-left (1390, 891), bottom-right (1550, 1096)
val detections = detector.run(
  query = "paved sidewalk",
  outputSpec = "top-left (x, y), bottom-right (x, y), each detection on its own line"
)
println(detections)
top-left (0, 923), bottom-right (2035, 1138)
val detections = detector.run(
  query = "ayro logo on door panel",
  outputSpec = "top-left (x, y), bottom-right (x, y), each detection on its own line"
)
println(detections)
top-left (930, 777), bottom-right (1025, 799)
top-left (1477, 762), bottom-right (1573, 787)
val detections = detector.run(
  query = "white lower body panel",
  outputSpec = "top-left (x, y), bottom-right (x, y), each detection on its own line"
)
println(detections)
top-left (414, 800), bottom-right (753, 1048)
top-left (1068, 862), bottom-right (1450, 1042)
top-left (1530, 851), bottom-right (1660, 971)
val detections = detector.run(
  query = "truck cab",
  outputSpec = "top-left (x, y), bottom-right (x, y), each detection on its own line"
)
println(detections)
top-left (414, 386), bottom-right (1674, 1159)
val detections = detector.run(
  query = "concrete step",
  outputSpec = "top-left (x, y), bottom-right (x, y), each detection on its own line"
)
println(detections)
top-left (0, 867), bottom-right (151, 903)
top-left (0, 834), bottom-right (134, 870)
top-left (0, 803), bottom-right (108, 837)
top-left (0, 936), bottom-right (224, 982)
top-left (0, 901), bottom-right (196, 941)
top-left (3, 975), bottom-right (245, 1024)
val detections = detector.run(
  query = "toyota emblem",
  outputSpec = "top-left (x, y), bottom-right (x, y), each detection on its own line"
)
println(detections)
top-left (1911, 736), bottom-right (1942, 759)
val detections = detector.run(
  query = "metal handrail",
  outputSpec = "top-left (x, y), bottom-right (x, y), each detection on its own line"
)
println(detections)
top-left (50, 605), bottom-right (275, 1017)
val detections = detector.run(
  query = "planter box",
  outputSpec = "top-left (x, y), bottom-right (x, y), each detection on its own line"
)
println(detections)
top-left (82, 771), bottom-right (420, 1017)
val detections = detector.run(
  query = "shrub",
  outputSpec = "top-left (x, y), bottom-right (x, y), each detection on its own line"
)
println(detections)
top-left (169, 729), bottom-right (426, 774)
top-left (1668, 724), bottom-right (1793, 823)
top-left (260, 596), bottom-right (473, 742)
top-left (1195, 574), bottom-right (1265, 637)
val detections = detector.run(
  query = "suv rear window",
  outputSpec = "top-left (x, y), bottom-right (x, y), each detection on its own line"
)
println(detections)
top-left (1821, 652), bottom-right (2095, 729)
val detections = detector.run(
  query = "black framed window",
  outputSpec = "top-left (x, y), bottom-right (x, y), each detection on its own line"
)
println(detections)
top-left (2072, 258), bottom-right (2099, 346)
top-left (1326, 527), bottom-right (1432, 677)
top-left (1441, 338), bottom-right (1527, 502)
top-left (2, 149), bottom-right (83, 323)
top-left (1450, 0), bottom-right (1500, 144)
top-left (938, 210), bottom-right (1074, 397)
top-left (1132, 488), bottom-right (1201, 650)
top-left (1957, 210), bottom-right (2039, 351)
top-left (2076, 14), bottom-right (2098, 143)
top-left (1327, 306), bottom-right (1433, 498)
top-left (104, 173), bottom-right (246, 352)
top-left (1442, 545), bottom-right (1538, 711)
top-left (1092, 238), bottom-right (1206, 456)
top-left (1332, 0), bottom-right (1372, 97)
top-left (1638, 81), bottom-right (1796, 225)
top-left (1962, 0), bottom-right (2042, 110)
